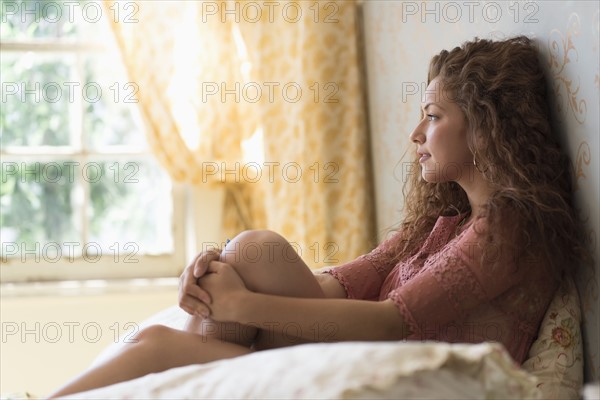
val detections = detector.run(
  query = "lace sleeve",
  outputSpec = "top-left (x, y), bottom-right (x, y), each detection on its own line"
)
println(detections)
top-left (325, 232), bottom-right (401, 300)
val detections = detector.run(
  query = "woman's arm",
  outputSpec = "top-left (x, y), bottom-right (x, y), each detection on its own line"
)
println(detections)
top-left (200, 261), bottom-right (409, 343)
top-left (239, 294), bottom-right (407, 342)
top-left (313, 271), bottom-right (348, 298)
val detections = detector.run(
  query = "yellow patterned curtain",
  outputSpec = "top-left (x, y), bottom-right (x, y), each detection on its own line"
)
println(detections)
top-left (104, 0), bottom-right (375, 266)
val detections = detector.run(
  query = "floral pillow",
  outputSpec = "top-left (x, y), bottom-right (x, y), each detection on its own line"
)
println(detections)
top-left (522, 273), bottom-right (583, 400)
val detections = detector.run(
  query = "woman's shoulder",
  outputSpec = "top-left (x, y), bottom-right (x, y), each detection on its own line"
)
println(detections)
top-left (436, 212), bottom-right (469, 227)
top-left (430, 212), bottom-right (472, 241)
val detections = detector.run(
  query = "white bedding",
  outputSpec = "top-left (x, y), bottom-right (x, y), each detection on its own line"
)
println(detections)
top-left (63, 306), bottom-right (542, 400)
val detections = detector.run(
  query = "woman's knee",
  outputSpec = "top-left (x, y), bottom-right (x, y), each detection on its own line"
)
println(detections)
top-left (218, 229), bottom-right (321, 297)
top-left (132, 324), bottom-right (174, 346)
top-left (220, 229), bottom-right (301, 267)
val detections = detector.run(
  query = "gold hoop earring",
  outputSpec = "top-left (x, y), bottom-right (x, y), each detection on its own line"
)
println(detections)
top-left (473, 154), bottom-right (486, 173)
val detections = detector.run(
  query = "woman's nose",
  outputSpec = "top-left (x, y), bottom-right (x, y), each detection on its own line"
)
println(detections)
top-left (409, 121), bottom-right (425, 144)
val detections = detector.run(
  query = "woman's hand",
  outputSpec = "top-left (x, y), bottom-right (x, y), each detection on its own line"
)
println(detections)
top-left (178, 249), bottom-right (221, 317)
top-left (197, 261), bottom-right (249, 322)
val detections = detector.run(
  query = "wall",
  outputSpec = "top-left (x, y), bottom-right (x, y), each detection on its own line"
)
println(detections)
top-left (0, 286), bottom-right (177, 396)
top-left (361, 0), bottom-right (599, 382)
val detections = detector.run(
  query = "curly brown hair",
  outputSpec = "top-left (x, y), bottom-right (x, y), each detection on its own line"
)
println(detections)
top-left (393, 36), bottom-right (583, 278)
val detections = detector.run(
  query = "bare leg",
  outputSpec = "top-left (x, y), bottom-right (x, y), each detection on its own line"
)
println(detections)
top-left (49, 230), bottom-right (324, 398)
top-left (47, 325), bottom-right (252, 398)
top-left (183, 230), bottom-right (326, 349)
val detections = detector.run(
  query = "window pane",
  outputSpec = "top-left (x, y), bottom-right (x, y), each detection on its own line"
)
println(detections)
top-left (1, 2), bottom-right (180, 277)
top-left (0, 160), bottom-right (80, 256)
top-left (1, 52), bottom-right (76, 147)
top-left (0, 0), bottom-right (97, 41)
top-left (82, 54), bottom-right (148, 150)
top-left (88, 158), bottom-right (173, 256)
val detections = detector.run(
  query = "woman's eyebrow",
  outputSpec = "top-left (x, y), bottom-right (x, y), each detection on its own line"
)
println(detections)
top-left (422, 102), bottom-right (446, 111)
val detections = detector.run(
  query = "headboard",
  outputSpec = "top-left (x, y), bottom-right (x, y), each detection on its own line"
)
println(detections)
top-left (360, 0), bottom-right (599, 383)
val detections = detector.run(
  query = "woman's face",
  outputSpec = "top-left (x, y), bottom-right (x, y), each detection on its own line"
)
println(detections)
top-left (409, 77), bottom-right (474, 184)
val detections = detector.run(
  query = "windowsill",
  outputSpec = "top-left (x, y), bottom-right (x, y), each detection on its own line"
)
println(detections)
top-left (0, 277), bottom-right (179, 298)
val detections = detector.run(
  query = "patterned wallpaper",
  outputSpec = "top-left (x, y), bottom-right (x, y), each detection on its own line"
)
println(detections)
top-left (361, 0), bottom-right (599, 382)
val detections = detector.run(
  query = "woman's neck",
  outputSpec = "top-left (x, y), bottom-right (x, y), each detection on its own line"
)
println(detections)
top-left (457, 171), bottom-right (495, 221)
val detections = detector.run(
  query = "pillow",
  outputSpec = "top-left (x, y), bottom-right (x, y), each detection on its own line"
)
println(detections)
top-left (522, 273), bottom-right (584, 400)
top-left (87, 307), bottom-right (541, 399)
top-left (76, 341), bottom-right (539, 399)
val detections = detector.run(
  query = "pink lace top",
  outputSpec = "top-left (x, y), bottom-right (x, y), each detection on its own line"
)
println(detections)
top-left (326, 214), bottom-right (557, 364)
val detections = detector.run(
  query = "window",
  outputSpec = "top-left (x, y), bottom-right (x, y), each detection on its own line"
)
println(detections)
top-left (1, 0), bottom-right (186, 282)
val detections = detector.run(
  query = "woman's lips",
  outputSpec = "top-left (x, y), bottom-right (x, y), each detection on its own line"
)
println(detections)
top-left (418, 153), bottom-right (431, 163)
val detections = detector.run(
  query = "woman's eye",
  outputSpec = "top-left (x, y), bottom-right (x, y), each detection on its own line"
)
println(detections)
top-left (426, 114), bottom-right (438, 121)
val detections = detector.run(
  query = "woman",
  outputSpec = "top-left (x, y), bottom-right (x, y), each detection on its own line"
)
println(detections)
top-left (49, 35), bottom-right (582, 398)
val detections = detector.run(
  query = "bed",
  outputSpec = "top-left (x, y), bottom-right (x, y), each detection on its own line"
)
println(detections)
top-left (62, 274), bottom-right (584, 399)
